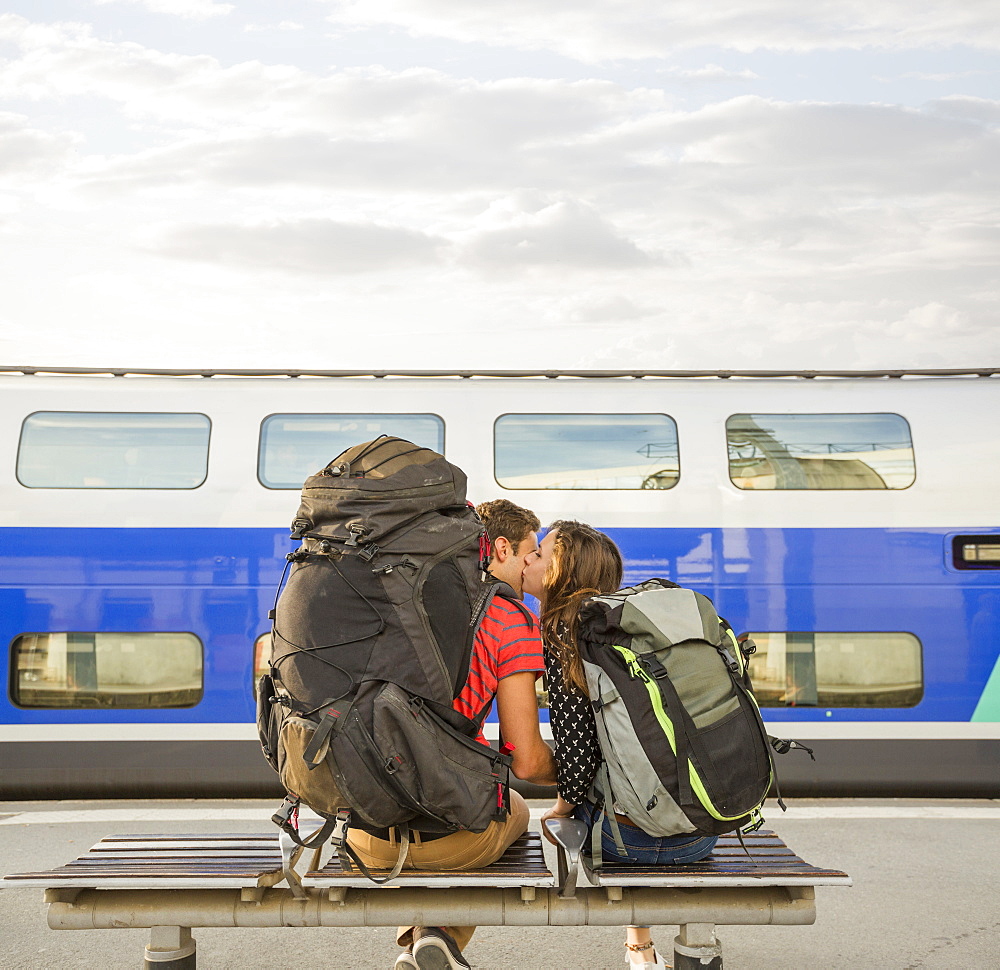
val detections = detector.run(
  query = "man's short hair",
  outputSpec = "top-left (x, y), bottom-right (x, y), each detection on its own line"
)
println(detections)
top-left (475, 499), bottom-right (541, 549)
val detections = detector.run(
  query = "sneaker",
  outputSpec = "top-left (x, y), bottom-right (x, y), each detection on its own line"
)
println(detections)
top-left (394, 948), bottom-right (418, 969)
top-left (411, 926), bottom-right (471, 970)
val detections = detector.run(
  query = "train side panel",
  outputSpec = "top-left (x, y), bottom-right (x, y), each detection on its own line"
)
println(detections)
top-left (1, 375), bottom-right (997, 797)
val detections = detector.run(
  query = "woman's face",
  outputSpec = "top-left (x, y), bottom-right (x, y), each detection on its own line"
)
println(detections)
top-left (521, 529), bottom-right (557, 600)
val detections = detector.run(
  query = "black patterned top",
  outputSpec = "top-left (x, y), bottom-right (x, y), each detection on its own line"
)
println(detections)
top-left (544, 642), bottom-right (602, 805)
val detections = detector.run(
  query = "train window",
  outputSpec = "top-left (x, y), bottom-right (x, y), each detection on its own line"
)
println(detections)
top-left (726, 413), bottom-right (915, 489)
top-left (743, 632), bottom-right (923, 707)
top-left (952, 535), bottom-right (1000, 570)
top-left (17, 412), bottom-right (210, 489)
top-left (252, 632), bottom-right (269, 697)
top-left (10, 633), bottom-right (203, 709)
top-left (259, 414), bottom-right (445, 489)
top-left (494, 414), bottom-right (679, 490)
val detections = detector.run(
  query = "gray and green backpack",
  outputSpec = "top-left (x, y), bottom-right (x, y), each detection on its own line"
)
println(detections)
top-left (576, 578), bottom-right (798, 857)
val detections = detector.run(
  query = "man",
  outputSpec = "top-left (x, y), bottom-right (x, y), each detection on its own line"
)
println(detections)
top-left (348, 499), bottom-right (556, 970)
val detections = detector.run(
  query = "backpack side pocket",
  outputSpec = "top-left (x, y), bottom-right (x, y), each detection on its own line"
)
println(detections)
top-left (373, 683), bottom-right (509, 833)
top-left (256, 673), bottom-right (280, 773)
top-left (277, 715), bottom-right (349, 817)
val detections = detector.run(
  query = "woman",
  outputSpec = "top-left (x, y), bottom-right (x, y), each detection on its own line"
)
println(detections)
top-left (522, 521), bottom-right (718, 970)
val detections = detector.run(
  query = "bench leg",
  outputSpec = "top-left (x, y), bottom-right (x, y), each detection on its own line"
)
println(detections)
top-left (674, 922), bottom-right (723, 970)
top-left (144, 926), bottom-right (196, 969)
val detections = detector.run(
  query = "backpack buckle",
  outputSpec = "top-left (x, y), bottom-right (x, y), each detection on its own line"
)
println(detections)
top-left (345, 524), bottom-right (369, 547)
top-left (637, 655), bottom-right (668, 679)
top-left (359, 544), bottom-right (380, 562)
top-left (330, 810), bottom-right (351, 848)
top-left (272, 793), bottom-right (301, 828)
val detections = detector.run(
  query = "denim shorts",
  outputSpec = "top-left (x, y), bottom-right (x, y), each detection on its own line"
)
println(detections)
top-left (572, 800), bottom-right (718, 865)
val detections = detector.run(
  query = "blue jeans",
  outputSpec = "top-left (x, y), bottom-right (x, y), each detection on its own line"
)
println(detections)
top-left (573, 800), bottom-right (718, 865)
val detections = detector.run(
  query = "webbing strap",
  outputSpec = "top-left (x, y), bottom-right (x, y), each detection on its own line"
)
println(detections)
top-left (590, 805), bottom-right (603, 870)
top-left (736, 826), bottom-right (754, 860)
top-left (589, 763), bottom-right (629, 870)
top-left (271, 795), bottom-right (339, 849)
top-left (638, 654), bottom-right (693, 808)
top-left (302, 702), bottom-right (349, 768)
top-left (332, 814), bottom-right (410, 885)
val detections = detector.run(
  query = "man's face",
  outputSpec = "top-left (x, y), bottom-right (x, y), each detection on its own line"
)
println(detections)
top-left (521, 529), bottom-right (556, 600)
top-left (491, 532), bottom-right (538, 596)
top-left (511, 533), bottom-right (539, 595)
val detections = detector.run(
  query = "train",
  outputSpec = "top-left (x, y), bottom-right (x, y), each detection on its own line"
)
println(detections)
top-left (2, 367), bottom-right (998, 799)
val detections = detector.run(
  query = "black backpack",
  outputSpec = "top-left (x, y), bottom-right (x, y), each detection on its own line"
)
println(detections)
top-left (256, 437), bottom-right (513, 882)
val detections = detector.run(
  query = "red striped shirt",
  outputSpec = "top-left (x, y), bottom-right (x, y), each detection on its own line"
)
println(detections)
top-left (453, 597), bottom-right (544, 744)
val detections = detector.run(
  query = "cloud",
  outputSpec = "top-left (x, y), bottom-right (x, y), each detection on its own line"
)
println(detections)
top-left (320, 1), bottom-right (1000, 60)
top-left (567, 294), bottom-right (659, 323)
top-left (889, 69), bottom-right (997, 82)
top-left (243, 22), bottom-right (305, 33)
top-left (0, 15), bottom-right (228, 107)
top-left (0, 112), bottom-right (76, 176)
top-left (1, 11), bottom-right (997, 369)
top-left (926, 96), bottom-right (1000, 124)
top-left (659, 64), bottom-right (760, 83)
top-left (92, 0), bottom-right (234, 19)
top-left (0, 18), bottom-right (654, 145)
top-left (152, 218), bottom-right (445, 275)
top-left (460, 197), bottom-right (656, 269)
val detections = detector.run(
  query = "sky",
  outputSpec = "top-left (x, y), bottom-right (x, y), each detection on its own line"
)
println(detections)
top-left (0, 1), bottom-right (998, 371)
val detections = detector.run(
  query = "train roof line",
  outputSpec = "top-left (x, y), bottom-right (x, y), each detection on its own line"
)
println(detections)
top-left (1, 365), bottom-right (997, 380)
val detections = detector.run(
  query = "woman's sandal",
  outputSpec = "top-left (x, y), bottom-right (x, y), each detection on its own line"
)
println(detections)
top-left (625, 939), bottom-right (671, 969)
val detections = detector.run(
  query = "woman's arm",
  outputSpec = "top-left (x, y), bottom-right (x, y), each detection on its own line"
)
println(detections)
top-left (540, 794), bottom-right (578, 844)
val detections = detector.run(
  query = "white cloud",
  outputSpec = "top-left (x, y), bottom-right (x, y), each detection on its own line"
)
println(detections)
top-left (567, 294), bottom-right (658, 323)
top-left (0, 112), bottom-right (76, 177)
top-left (659, 64), bottom-right (760, 82)
top-left (926, 96), bottom-right (1000, 124)
top-left (0, 17), bottom-right (654, 142)
top-left (0, 10), bottom-right (997, 369)
top-left (460, 196), bottom-right (656, 270)
top-left (153, 218), bottom-right (444, 275)
top-left (93, 0), bottom-right (234, 20)
top-left (243, 21), bottom-right (305, 33)
top-left (321, 1), bottom-right (1000, 60)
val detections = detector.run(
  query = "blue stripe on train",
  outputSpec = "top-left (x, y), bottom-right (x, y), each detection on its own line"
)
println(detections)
top-left (1, 526), bottom-right (997, 726)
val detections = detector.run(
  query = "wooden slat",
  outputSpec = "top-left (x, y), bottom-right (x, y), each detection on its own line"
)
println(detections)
top-left (2, 828), bottom-right (850, 892)
top-left (592, 830), bottom-right (851, 887)
top-left (304, 832), bottom-right (554, 889)
top-left (102, 834), bottom-right (276, 840)
top-left (2, 833), bottom-right (283, 889)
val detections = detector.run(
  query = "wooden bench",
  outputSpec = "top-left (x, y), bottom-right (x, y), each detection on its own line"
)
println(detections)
top-left (4, 825), bottom-right (851, 969)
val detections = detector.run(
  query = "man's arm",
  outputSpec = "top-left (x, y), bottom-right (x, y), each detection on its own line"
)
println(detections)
top-left (494, 671), bottom-right (557, 786)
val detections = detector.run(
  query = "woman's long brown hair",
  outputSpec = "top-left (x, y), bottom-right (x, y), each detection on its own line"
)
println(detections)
top-left (540, 520), bottom-right (623, 695)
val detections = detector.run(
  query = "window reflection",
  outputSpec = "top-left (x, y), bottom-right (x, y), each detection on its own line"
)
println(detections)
top-left (953, 535), bottom-right (1000, 569)
top-left (726, 413), bottom-right (915, 489)
top-left (495, 414), bottom-right (679, 490)
top-left (17, 412), bottom-right (210, 489)
top-left (259, 414), bottom-right (444, 489)
top-left (12, 633), bottom-right (203, 708)
top-left (253, 632), bottom-right (270, 698)
top-left (745, 632), bottom-right (923, 707)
